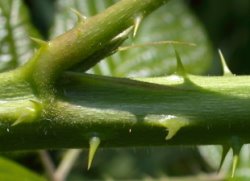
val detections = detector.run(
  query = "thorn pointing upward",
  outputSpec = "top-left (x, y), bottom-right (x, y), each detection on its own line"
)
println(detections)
top-left (88, 136), bottom-right (101, 170)
top-left (218, 49), bottom-right (233, 76)
top-left (174, 49), bottom-right (187, 78)
top-left (70, 8), bottom-right (87, 24)
top-left (30, 37), bottom-right (47, 47)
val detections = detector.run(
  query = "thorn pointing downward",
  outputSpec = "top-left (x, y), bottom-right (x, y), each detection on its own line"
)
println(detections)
top-left (88, 136), bottom-right (101, 170)
top-left (218, 49), bottom-right (233, 76)
top-left (230, 136), bottom-right (243, 178)
top-left (231, 151), bottom-right (239, 178)
top-left (70, 8), bottom-right (87, 24)
top-left (218, 145), bottom-right (230, 173)
top-left (133, 16), bottom-right (142, 38)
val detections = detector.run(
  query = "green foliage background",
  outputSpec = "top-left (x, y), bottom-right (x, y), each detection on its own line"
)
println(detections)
top-left (190, 0), bottom-right (250, 75)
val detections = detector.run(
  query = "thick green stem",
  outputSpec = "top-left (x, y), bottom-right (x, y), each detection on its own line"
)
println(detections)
top-left (0, 72), bottom-right (250, 151)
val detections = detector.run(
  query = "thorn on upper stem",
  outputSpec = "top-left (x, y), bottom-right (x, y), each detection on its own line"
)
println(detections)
top-left (30, 37), bottom-right (47, 47)
top-left (112, 26), bottom-right (133, 42)
top-left (70, 8), bottom-right (87, 24)
top-left (174, 49), bottom-right (188, 78)
top-left (218, 49), bottom-right (233, 76)
top-left (133, 15), bottom-right (142, 38)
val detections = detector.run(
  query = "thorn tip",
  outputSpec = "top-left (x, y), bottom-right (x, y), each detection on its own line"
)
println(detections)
top-left (88, 136), bottom-right (101, 170)
top-left (218, 49), bottom-right (233, 76)
top-left (217, 145), bottom-right (230, 173)
top-left (112, 26), bottom-right (133, 42)
top-left (11, 99), bottom-right (42, 127)
top-left (231, 153), bottom-right (239, 178)
top-left (133, 16), bottom-right (142, 38)
top-left (230, 137), bottom-right (242, 178)
top-left (174, 49), bottom-right (187, 78)
top-left (30, 37), bottom-right (47, 46)
top-left (70, 8), bottom-right (87, 24)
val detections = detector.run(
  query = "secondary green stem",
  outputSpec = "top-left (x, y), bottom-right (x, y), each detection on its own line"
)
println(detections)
top-left (23, 0), bottom-right (169, 98)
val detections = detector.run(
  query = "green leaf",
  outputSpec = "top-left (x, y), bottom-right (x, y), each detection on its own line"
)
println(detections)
top-left (108, 0), bottom-right (213, 77)
top-left (51, 0), bottom-right (212, 77)
top-left (0, 157), bottom-right (46, 181)
top-left (0, 0), bottom-right (38, 72)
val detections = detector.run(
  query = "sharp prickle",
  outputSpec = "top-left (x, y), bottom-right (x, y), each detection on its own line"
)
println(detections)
top-left (70, 8), bottom-right (87, 24)
top-left (218, 49), bottom-right (233, 76)
top-left (87, 136), bottom-right (101, 170)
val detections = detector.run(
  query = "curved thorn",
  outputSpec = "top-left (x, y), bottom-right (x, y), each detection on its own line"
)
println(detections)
top-left (217, 145), bottom-right (230, 173)
top-left (70, 8), bottom-right (87, 24)
top-left (88, 136), bottom-right (101, 170)
top-left (174, 49), bottom-right (187, 78)
top-left (30, 37), bottom-right (47, 47)
top-left (218, 49), bottom-right (233, 76)
top-left (133, 15), bottom-right (142, 38)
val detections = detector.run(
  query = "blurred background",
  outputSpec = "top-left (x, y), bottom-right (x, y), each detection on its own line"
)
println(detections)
top-left (1, 0), bottom-right (250, 180)
top-left (189, 0), bottom-right (250, 75)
